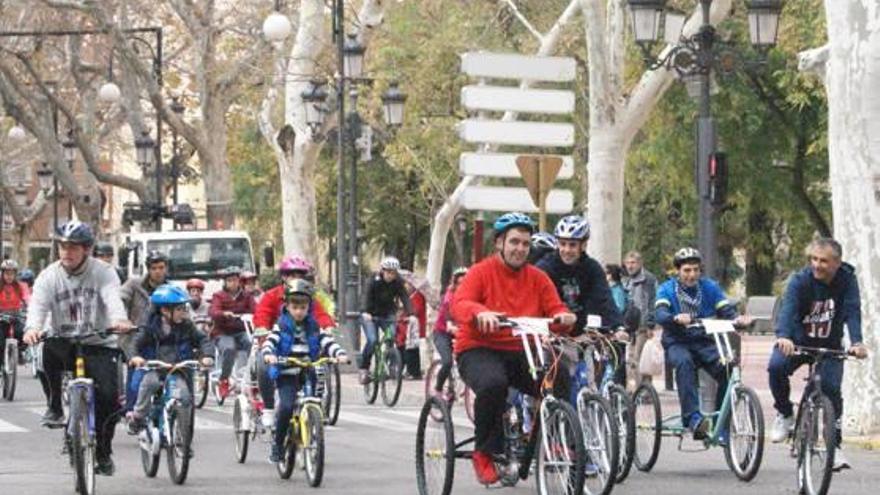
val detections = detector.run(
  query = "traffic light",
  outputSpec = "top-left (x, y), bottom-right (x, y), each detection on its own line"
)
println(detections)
top-left (709, 151), bottom-right (728, 207)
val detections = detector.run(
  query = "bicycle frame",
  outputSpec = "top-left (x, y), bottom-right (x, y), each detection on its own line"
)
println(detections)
top-left (370, 322), bottom-right (396, 380)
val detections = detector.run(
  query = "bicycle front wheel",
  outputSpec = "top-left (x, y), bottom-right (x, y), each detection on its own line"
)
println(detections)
top-left (140, 423), bottom-right (161, 477)
top-left (381, 345), bottom-right (403, 407)
top-left (70, 388), bottom-right (96, 495)
top-left (194, 369), bottom-right (209, 409)
top-left (608, 384), bottom-right (635, 483)
top-left (797, 393), bottom-right (836, 495)
top-left (576, 390), bottom-right (618, 495)
top-left (363, 352), bottom-right (379, 405)
top-left (167, 403), bottom-right (194, 485)
top-left (536, 398), bottom-right (586, 495)
top-left (320, 363), bottom-right (342, 425)
top-left (415, 396), bottom-right (455, 495)
top-left (232, 397), bottom-right (250, 463)
top-left (276, 423), bottom-right (297, 479)
top-left (303, 404), bottom-right (326, 487)
top-left (3, 341), bottom-right (17, 401)
top-left (723, 385), bottom-right (765, 481)
top-left (632, 383), bottom-right (662, 472)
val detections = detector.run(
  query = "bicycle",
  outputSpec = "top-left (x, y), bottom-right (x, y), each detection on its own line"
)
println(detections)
top-left (231, 326), bottom-right (272, 463)
top-left (632, 319), bottom-right (765, 481)
top-left (1, 312), bottom-right (22, 401)
top-left (136, 359), bottom-right (200, 484)
top-left (362, 319), bottom-right (403, 407)
top-left (192, 317), bottom-right (211, 409)
top-left (42, 329), bottom-right (121, 495)
top-left (423, 351), bottom-right (475, 424)
top-left (788, 346), bottom-right (856, 495)
top-left (318, 358), bottom-right (341, 425)
top-left (274, 355), bottom-right (337, 487)
top-left (415, 317), bottom-right (586, 495)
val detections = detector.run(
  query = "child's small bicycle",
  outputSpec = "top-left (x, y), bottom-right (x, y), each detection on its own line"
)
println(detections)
top-left (274, 355), bottom-right (339, 488)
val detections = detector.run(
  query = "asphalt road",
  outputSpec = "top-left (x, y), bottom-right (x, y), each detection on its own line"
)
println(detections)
top-left (1, 350), bottom-right (878, 495)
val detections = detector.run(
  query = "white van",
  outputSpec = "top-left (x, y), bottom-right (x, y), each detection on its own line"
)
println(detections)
top-left (120, 230), bottom-right (257, 301)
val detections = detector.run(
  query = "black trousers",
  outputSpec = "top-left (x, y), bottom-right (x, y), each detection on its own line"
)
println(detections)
top-left (43, 340), bottom-right (121, 459)
top-left (432, 332), bottom-right (454, 392)
top-left (458, 347), bottom-right (570, 454)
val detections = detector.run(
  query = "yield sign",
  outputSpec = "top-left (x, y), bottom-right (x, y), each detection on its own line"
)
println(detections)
top-left (516, 155), bottom-right (564, 207)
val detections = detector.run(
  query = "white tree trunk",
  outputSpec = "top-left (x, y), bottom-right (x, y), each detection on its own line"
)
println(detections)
top-left (424, 0), bottom-right (582, 292)
top-left (812, 0), bottom-right (880, 435)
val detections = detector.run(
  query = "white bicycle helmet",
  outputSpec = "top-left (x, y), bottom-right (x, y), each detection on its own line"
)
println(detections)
top-left (554, 215), bottom-right (590, 240)
top-left (673, 247), bottom-right (702, 268)
top-left (0, 259), bottom-right (19, 272)
top-left (380, 256), bottom-right (401, 272)
top-left (531, 232), bottom-right (558, 250)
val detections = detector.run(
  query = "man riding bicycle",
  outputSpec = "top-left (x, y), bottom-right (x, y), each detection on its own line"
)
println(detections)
top-left (358, 256), bottom-right (415, 385)
top-left (209, 266), bottom-right (256, 398)
top-left (655, 247), bottom-right (748, 441)
top-left (22, 221), bottom-right (133, 476)
top-left (451, 212), bottom-right (576, 486)
top-left (768, 238), bottom-right (868, 470)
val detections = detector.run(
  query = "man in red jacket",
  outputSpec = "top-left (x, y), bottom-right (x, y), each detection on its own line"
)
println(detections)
top-left (209, 266), bottom-right (256, 397)
top-left (451, 212), bottom-right (576, 486)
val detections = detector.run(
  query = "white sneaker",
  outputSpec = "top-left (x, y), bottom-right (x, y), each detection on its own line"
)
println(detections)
top-left (833, 448), bottom-right (851, 471)
top-left (771, 413), bottom-right (795, 443)
top-left (261, 409), bottom-right (275, 429)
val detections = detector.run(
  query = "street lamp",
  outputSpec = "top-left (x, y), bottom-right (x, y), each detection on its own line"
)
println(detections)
top-left (62, 129), bottom-right (76, 169)
top-left (36, 163), bottom-right (53, 192)
top-left (135, 129), bottom-right (156, 175)
top-left (625, 0), bottom-right (783, 277)
top-left (342, 34), bottom-right (365, 79)
top-left (262, 1), bottom-right (292, 42)
top-left (301, 79), bottom-right (329, 136)
top-left (170, 96), bottom-right (185, 206)
top-left (98, 56), bottom-right (122, 104)
top-left (381, 81), bottom-right (407, 128)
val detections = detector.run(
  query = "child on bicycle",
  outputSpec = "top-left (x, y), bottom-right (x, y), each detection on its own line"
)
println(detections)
top-left (127, 285), bottom-right (214, 434)
top-left (262, 279), bottom-right (349, 463)
top-left (431, 266), bottom-right (467, 400)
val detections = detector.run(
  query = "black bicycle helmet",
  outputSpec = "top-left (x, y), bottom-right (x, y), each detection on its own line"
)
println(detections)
top-left (94, 242), bottom-right (114, 257)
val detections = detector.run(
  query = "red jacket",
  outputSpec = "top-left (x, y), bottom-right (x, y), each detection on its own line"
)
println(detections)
top-left (0, 281), bottom-right (29, 312)
top-left (209, 288), bottom-right (256, 336)
top-left (451, 255), bottom-right (570, 355)
top-left (396, 290), bottom-right (427, 347)
top-left (253, 284), bottom-right (335, 330)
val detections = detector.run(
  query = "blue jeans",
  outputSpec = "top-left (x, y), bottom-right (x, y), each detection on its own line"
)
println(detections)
top-left (664, 339), bottom-right (728, 426)
top-left (359, 315), bottom-right (395, 370)
top-left (126, 368), bottom-right (147, 412)
top-left (767, 347), bottom-right (843, 420)
top-left (273, 372), bottom-right (316, 450)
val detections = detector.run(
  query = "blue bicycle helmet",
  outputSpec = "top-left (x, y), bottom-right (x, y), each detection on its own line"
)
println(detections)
top-left (554, 215), bottom-right (590, 241)
top-left (493, 212), bottom-right (535, 238)
top-left (56, 220), bottom-right (95, 246)
top-left (150, 284), bottom-right (191, 306)
top-left (18, 268), bottom-right (35, 284)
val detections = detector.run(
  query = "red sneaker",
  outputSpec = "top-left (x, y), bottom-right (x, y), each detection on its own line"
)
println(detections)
top-left (218, 378), bottom-right (230, 398)
top-left (472, 450), bottom-right (499, 485)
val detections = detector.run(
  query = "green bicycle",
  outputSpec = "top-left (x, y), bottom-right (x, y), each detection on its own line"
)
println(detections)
top-left (362, 320), bottom-right (403, 407)
top-left (633, 319), bottom-right (765, 482)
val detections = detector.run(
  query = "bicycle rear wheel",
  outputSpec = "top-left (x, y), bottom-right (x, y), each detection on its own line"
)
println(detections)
top-left (415, 396), bottom-right (455, 495)
top-left (70, 388), bottom-right (96, 495)
top-left (608, 384), bottom-right (635, 483)
top-left (303, 404), bottom-right (326, 487)
top-left (536, 398), bottom-right (587, 495)
top-left (632, 383), bottom-right (662, 472)
top-left (276, 424), bottom-right (297, 479)
top-left (723, 385), bottom-right (765, 481)
top-left (232, 397), bottom-right (250, 463)
top-left (381, 345), bottom-right (403, 407)
top-left (576, 390), bottom-right (618, 495)
top-left (167, 403), bottom-right (193, 484)
top-left (320, 364), bottom-right (341, 425)
top-left (797, 393), bottom-right (835, 495)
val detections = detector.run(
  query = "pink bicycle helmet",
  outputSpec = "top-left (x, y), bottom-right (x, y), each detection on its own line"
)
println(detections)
top-left (278, 253), bottom-right (314, 274)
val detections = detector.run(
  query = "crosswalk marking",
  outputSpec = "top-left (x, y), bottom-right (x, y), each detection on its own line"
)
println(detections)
top-left (0, 417), bottom-right (28, 433)
top-left (336, 411), bottom-right (414, 433)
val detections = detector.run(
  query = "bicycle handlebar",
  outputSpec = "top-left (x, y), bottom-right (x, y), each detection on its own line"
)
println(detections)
top-left (792, 345), bottom-right (853, 359)
top-left (278, 356), bottom-right (340, 369)
top-left (138, 359), bottom-right (203, 371)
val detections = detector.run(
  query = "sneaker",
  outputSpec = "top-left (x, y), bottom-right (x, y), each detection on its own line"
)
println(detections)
top-left (218, 378), bottom-right (230, 398)
top-left (770, 413), bottom-right (795, 443)
top-left (95, 456), bottom-right (115, 476)
top-left (269, 444), bottom-right (282, 464)
top-left (40, 408), bottom-right (65, 428)
top-left (832, 448), bottom-right (851, 472)
top-left (261, 409), bottom-right (275, 429)
top-left (472, 450), bottom-right (499, 485)
top-left (358, 369), bottom-right (370, 385)
top-left (689, 414), bottom-right (710, 441)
